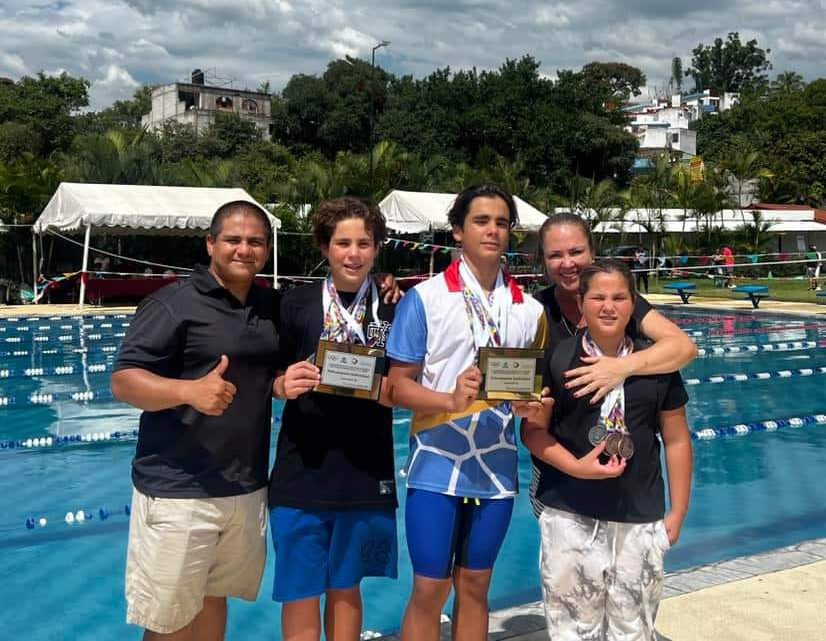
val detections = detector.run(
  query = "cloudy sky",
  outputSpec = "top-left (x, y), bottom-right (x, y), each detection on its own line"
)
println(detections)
top-left (1, 0), bottom-right (824, 110)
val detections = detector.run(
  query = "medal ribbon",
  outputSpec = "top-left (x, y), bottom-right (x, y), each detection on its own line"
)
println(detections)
top-left (321, 277), bottom-right (378, 345)
top-left (458, 257), bottom-right (510, 352)
top-left (581, 331), bottom-right (634, 432)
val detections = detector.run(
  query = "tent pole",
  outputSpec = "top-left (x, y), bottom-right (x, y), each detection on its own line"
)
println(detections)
top-left (79, 224), bottom-right (91, 308)
top-left (272, 227), bottom-right (278, 289)
top-left (31, 229), bottom-right (38, 305)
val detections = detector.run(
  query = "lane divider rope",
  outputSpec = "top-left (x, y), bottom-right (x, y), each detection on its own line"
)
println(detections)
top-left (0, 388), bottom-right (115, 409)
top-left (693, 413), bottom-right (826, 440)
top-left (0, 417), bottom-right (286, 451)
top-left (22, 504), bottom-right (132, 531)
top-left (684, 366), bottom-right (826, 386)
top-left (0, 345), bottom-right (120, 359)
top-left (0, 362), bottom-right (111, 379)
top-left (696, 340), bottom-right (825, 357)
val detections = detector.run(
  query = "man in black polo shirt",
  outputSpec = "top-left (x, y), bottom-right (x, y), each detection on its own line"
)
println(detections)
top-left (112, 200), bottom-right (279, 641)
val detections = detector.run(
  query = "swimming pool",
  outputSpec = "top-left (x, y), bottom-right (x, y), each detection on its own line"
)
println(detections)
top-left (2, 308), bottom-right (825, 640)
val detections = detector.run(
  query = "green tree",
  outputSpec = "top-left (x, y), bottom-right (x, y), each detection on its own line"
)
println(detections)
top-left (377, 68), bottom-right (474, 161)
top-left (580, 61), bottom-right (646, 103)
top-left (277, 58), bottom-right (392, 155)
top-left (0, 72), bottom-right (90, 153)
top-left (721, 151), bottom-right (773, 227)
top-left (0, 122), bottom-right (42, 161)
top-left (686, 32), bottom-right (772, 94)
top-left (0, 154), bottom-right (62, 282)
top-left (153, 121), bottom-right (200, 164)
top-left (82, 85), bottom-right (153, 133)
top-left (772, 132), bottom-right (826, 206)
top-left (671, 57), bottom-right (683, 92)
top-left (277, 73), bottom-right (333, 150)
top-left (770, 71), bottom-right (806, 94)
top-left (200, 113), bottom-right (262, 158)
top-left (63, 129), bottom-right (159, 184)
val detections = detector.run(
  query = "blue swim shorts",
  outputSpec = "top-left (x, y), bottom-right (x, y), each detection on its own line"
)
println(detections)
top-left (270, 506), bottom-right (398, 602)
top-left (405, 488), bottom-right (514, 579)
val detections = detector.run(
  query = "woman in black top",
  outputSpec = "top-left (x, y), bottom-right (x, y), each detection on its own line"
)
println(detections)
top-left (523, 259), bottom-right (693, 640)
top-left (534, 213), bottom-right (696, 403)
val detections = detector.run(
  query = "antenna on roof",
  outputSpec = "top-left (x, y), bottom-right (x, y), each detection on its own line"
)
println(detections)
top-left (200, 68), bottom-right (236, 88)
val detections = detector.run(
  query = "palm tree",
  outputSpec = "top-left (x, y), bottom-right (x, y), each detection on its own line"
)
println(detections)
top-left (580, 179), bottom-right (619, 252)
top-left (629, 156), bottom-right (675, 262)
top-left (721, 151), bottom-right (773, 230)
top-left (670, 166), bottom-right (695, 252)
top-left (770, 71), bottom-right (806, 94)
top-left (63, 128), bottom-right (157, 184)
top-left (0, 154), bottom-right (62, 283)
top-left (562, 175), bottom-right (591, 215)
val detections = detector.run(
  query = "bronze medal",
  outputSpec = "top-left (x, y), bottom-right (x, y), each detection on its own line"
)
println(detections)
top-left (588, 423), bottom-right (608, 446)
top-left (617, 434), bottom-right (635, 459)
top-left (604, 432), bottom-right (622, 456)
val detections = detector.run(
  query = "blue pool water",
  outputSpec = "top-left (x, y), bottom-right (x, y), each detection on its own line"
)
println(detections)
top-left (1, 309), bottom-right (826, 640)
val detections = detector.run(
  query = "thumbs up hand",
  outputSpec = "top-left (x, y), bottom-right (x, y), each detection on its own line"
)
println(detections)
top-left (188, 354), bottom-right (237, 416)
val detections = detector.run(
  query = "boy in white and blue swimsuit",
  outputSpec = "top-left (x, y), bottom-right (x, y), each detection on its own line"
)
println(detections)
top-left (387, 183), bottom-right (547, 641)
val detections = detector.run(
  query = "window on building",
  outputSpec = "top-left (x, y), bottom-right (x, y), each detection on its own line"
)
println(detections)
top-left (242, 98), bottom-right (258, 114)
top-left (178, 90), bottom-right (199, 110)
top-left (671, 133), bottom-right (680, 144)
top-left (216, 96), bottom-right (234, 111)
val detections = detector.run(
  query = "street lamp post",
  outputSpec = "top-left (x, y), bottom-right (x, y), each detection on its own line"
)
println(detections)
top-left (369, 40), bottom-right (390, 195)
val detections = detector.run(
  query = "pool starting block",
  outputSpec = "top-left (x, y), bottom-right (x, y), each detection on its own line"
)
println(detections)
top-left (732, 285), bottom-right (770, 309)
top-left (663, 282), bottom-right (696, 304)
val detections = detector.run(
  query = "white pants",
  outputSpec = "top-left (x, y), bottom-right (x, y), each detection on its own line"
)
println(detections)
top-left (539, 506), bottom-right (670, 641)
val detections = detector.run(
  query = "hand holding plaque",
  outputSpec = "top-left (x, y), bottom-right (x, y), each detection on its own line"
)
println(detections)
top-left (314, 339), bottom-right (385, 401)
top-left (477, 347), bottom-right (544, 401)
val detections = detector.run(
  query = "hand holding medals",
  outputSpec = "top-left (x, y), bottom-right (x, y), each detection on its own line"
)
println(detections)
top-left (313, 277), bottom-right (386, 401)
top-left (588, 419), bottom-right (635, 461)
top-left (582, 331), bottom-right (635, 463)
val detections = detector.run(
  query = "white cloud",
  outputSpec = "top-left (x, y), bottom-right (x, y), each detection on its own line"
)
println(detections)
top-left (88, 64), bottom-right (140, 110)
top-left (0, 52), bottom-right (28, 77)
top-left (0, 0), bottom-right (821, 112)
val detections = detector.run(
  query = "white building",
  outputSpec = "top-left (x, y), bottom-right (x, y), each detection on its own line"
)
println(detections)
top-left (625, 90), bottom-right (739, 160)
top-left (141, 70), bottom-right (273, 139)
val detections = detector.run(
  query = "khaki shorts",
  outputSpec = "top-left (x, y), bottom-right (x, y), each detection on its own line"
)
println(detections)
top-left (125, 486), bottom-right (267, 634)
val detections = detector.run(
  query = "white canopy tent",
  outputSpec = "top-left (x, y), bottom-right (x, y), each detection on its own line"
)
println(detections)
top-left (572, 207), bottom-right (824, 234)
top-left (378, 190), bottom-right (548, 232)
top-left (34, 183), bottom-right (281, 306)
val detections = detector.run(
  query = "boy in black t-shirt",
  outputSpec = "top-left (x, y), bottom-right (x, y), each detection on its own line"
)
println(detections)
top-left (269, 198), bottom-right (397, 641)
top-left (521, 259), bottom-right (693, 641)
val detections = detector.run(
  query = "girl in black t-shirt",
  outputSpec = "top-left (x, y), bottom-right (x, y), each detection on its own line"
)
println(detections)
top-left (522, 259), bottom-right (693, 641)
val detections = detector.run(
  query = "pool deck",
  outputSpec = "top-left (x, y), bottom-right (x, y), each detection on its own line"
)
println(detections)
top-left (645, 292), bottom-right (826, 316)
top-left (377, 538), bottom-right (826, 640)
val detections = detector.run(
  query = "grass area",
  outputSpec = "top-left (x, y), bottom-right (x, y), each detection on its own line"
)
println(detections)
top-left (647, 275), bottom-right (825, 303)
